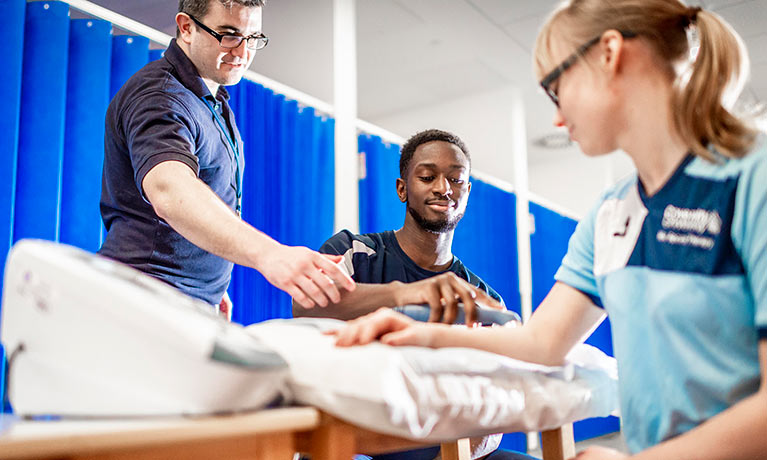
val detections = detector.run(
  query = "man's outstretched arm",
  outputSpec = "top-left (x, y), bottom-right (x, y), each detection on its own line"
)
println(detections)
top-left (143, 160), bottom-right (355, 308)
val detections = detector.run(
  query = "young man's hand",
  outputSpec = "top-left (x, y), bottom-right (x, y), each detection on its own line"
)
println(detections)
top-left (392, 272), bottom-right (504, 325)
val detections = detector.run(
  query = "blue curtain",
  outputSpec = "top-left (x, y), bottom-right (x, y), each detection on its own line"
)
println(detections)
top-left (452, 179), bottom-right (521, 314)
top-left (227, 81), bottom-right (336, 325)
top-left (110, 35), bottom-right (149, 98)
top-left (149, 48), bottom-right (165, 62)
top-left (0, 0), bottom-right (24, 289)
top-left (13, 1), bottom-right (70, 244)
top-left (358, 134), bottom-right (403, 234)
top-left (60, 19), bottom-right (112, 252)
top-left (529, 202), bottom-right (619, 440)
top-left (0, 0), bottom-right (25, 412)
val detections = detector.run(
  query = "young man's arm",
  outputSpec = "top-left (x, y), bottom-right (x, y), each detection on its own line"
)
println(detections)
top-left (293, 271), bottom-right (504, 322)
top-left (334, 282), bottom-right (606, 366)
top-left (143, 160), bottom-right (354, 308)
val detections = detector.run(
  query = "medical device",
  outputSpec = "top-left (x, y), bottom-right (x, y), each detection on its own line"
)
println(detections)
top-left (394, 303), bottom-right (521, 325)
top-left (1, 240), bottom-right (287, 417)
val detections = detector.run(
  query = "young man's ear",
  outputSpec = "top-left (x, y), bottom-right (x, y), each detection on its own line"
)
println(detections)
top-left (395, 178), bottom-right (407, 203)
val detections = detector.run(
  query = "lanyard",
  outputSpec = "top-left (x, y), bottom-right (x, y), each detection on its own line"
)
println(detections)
top-left (202, 97), bottom-right (242, 216)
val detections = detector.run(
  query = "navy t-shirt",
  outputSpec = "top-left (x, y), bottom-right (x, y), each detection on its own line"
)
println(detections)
top-left (320, 230), bottom-right (504, 305)
top-left (320, 229), bottom-right (503, 460)
top-left (99, 39), bottom-right (243, 305)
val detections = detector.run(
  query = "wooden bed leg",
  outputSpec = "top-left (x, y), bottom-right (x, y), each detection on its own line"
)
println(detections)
top-left (540, 424), bottom-right (575, 460)
top-left (303, 419), bottom-right (357, 460)
top-left (440, 437), bottom-right (471, 460)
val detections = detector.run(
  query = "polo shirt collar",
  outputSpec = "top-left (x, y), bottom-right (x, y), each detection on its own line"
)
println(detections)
top-left (164, 38), bottom-right (231, 102)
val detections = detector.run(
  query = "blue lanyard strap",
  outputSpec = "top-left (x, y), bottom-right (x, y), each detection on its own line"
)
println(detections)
top-left (202, 97), bottom-right (242, 216)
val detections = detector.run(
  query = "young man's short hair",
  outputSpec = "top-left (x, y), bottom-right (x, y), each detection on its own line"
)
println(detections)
top-left (399, 129), bottom-right (471, 179)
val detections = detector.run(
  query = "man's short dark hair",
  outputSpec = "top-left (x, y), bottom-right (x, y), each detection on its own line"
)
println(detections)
top-left (179, 0), bottom-right (265, 17)
top-left (399, 129), bottom-right (471, 179)
top-left (177, 0), bottom-right (265, 36)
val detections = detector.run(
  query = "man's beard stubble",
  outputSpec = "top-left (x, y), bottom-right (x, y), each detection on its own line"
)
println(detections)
top-left (407, 204), bottom-right (464, 234)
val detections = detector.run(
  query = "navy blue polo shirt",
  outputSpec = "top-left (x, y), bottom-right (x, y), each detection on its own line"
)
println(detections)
top-left (99, 39), bottom-right (243, 305)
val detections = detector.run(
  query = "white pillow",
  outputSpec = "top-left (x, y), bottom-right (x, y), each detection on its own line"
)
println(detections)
top-left (246, 318), bottom-right (619, 441)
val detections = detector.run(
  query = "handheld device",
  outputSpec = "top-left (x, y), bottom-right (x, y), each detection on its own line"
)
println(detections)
top-left (393, 303), bottom-right (520, 326)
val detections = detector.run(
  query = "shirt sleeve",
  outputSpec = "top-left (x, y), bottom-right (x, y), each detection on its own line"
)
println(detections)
top-left (554, 198), bottom-right (603, 307)
top-left (319, 230), bottom-right (356, 278)
top-left (122, 91), bottom-right (200, 200)
top-left (475, 278), bottom-right (505, 306)
top-left (731, 140), bottom-right (767, 337)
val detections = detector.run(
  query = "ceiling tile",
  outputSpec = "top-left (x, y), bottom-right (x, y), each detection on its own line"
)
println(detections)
top-left (466, 0), bottom-right (558, 25)
top-left (713, 0), bottom-right (767, 38)
top-left (357, 0), bottom-right (424, 38)
top-left (502, 13), bottom-right (548, 53)
top-left (705, 0), bottom-right (754, 8)
top-left (359, 58), bottom-right (508, 118)
top-left (745, 34), bottom-right (767, 65)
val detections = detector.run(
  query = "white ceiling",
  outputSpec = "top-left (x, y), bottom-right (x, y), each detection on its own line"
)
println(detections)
top-left (69, 0), bottom-right (767, 216)
top-left (78, 0), bottom-right (767, 120)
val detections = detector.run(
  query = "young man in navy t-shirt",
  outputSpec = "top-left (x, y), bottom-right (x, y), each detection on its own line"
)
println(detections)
top-left (294, 129), bottom-right (512, 460)
top-left (293, 129), bottom-right (504, 324)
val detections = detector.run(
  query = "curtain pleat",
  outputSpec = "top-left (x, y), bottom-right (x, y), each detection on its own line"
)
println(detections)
top-left (149, 48), bottom-right (165, 61)
top-left (60, 19), bottom-right (112, 252)
top-left (14, 1), bottom-right (70, 243)
top-left (0, 0), bottom-right (26, 411)
top-left (227, 82), bottom-right (335, 325)
top-left (0, 0), bottom-right (25, 286)
top-left (110, 35), bottom-right (149, 98)
top-left (358, 134), bottom-right (403, 234)
top-left (528, 201), bottom-right (619, 439)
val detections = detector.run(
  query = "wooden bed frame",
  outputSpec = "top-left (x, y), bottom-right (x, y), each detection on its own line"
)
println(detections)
top-left (0, 407), bottom-right (575, 460)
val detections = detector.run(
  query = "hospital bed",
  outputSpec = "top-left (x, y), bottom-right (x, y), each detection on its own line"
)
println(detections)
top-left (0, 241), bottom-right (613, 460)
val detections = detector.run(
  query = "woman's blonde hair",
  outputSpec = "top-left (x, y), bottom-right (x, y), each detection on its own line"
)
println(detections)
top-left (534, 0), bottom-right (756, 160)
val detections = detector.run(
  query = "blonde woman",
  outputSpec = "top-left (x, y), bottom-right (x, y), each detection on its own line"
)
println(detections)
top-left (333, 1), bottom-right (767, 458)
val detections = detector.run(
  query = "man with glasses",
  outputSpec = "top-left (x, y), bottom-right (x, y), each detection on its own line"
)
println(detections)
top-left (100, 0), bottom-right (355, 318)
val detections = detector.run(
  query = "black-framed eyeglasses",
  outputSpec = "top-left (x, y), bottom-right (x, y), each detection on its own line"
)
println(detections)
top-left (188, 14), bottom-right (269, 50)
top-left (539, 30), bottom-right (636, 107)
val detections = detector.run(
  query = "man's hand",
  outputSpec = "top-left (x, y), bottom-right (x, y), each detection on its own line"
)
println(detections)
top-left (392, 272), bottom-right (505, 324)
top-left (219, 291), bottom-right (233, 321)
top-left (256, 245), bottom-right (355, 309)
top-left (332, 307), bottom-right (444, 347)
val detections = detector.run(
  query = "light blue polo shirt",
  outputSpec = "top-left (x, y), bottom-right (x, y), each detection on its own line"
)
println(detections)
top-left (555, 135), bottom-right (767, 453)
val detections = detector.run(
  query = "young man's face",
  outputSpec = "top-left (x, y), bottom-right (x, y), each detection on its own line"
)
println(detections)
top-left (399, 140), bottom-right (471, 233)
top-left (179, 1), bottom-right (262, 89)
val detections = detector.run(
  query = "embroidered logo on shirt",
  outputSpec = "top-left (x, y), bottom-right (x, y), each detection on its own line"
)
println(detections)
top-left (657, 205), bottom-right (721, 250)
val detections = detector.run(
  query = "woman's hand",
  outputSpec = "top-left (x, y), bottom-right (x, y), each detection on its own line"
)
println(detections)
top-left (393, 272), bottom-right (505, 324)
top-left (331, 308), bottom-right (445, 347)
